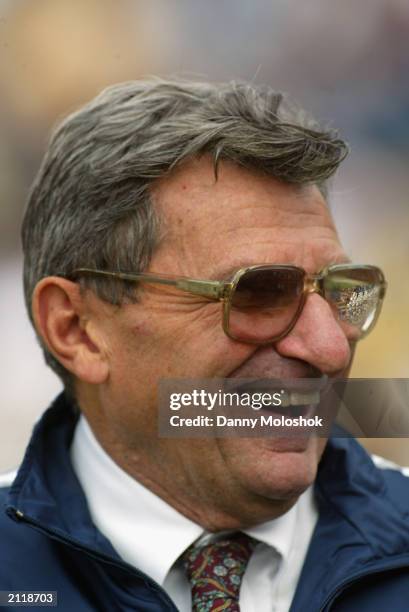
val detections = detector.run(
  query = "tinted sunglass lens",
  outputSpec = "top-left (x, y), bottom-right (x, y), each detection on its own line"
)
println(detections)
top-left (228, 267), bottom-right (305, 342)
top-left (323, 266), bottom-right (385, 337)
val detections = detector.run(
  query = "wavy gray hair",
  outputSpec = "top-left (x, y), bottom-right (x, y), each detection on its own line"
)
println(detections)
top-left (22, 78), bottom-right (348, 385)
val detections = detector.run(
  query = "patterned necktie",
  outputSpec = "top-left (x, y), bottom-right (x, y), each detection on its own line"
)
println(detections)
top-left (183, 532), bottom-right (257, 611)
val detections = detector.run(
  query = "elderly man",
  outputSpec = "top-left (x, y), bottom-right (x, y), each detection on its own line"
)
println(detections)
top-left (1, 79), bottom-right (408, 612)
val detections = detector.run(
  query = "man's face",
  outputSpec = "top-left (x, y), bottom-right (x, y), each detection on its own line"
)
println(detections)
top-left (87, 157), bottom-right (354, 528)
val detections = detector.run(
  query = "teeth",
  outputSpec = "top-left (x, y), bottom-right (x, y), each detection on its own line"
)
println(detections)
top-left (281, 391), bottom-right (321, 407)
top-left (232, 385), bottom-right (323, 409)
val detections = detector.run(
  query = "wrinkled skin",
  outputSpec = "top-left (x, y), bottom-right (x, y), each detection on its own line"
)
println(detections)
top-left (77, 157), bottom-right (354, 530)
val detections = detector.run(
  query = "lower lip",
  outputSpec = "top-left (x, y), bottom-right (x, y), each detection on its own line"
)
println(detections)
top-left (256, 403), bottom-right (319, 449)
top-left (259, 403), bottom-right (316, 418)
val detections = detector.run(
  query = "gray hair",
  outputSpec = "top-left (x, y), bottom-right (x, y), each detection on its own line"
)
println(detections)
top-left (21, 77), bottom-right (348, 385)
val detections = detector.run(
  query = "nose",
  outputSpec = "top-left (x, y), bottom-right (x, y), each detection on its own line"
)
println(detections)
top-left (274, 293), bottom-right (352, 375)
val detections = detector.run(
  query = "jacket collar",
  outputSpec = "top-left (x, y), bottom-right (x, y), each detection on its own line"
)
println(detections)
top-left (6, 392), bottom-right (119, 558)
top-left (290, 430), bottom-right (409, 610)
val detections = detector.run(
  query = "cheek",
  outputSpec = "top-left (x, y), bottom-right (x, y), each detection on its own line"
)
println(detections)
top-left (101, 316), bottom-right (154, 388)
top-left (106, 301), bottom-right (257, 381)
top-left (139, 301), bottom-right (225, 354)
top-left (129, 320), bottom-right (155, 336)
top-left (218, 437), bottom-right (326, 500)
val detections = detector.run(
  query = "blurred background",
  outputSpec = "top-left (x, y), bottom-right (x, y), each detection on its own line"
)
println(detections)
top-left (1, 0), bottom-right (408, 471)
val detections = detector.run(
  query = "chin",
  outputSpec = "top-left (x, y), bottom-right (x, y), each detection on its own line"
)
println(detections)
top-left (223, 435), bottom-right (327, 502)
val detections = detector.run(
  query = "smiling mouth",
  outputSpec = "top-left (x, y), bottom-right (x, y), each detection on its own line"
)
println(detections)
top-left (258, 392), bottom-right (319, 420)
top-left (223, 378), bottom-right (327, 420)
top-left (228, 378), bottom-right (325, 398)
top-left (277, 390), bottom-right (320, 408)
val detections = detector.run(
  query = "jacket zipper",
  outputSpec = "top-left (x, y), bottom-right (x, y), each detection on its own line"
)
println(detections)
top-left (7, 507), bottom-right (180, 612)
top-left (319, 555), bottom-right (409, 611)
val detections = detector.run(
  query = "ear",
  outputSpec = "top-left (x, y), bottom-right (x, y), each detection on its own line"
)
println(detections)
top-left (32, 277), bottom-right (109, 385)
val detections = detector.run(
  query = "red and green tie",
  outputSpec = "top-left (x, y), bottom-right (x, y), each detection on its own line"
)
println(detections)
top-left (183, 532), bottom-right (257, 611)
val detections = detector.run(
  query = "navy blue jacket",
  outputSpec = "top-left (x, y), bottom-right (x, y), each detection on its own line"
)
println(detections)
top-left (2, 393), bottom-right (409, 611)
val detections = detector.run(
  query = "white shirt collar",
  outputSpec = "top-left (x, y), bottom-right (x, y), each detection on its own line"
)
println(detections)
top-left (70, 414), bottom-right (305, 586)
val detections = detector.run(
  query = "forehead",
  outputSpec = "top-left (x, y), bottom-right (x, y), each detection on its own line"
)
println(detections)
top-left (151, 156), bottom-right (347, 277)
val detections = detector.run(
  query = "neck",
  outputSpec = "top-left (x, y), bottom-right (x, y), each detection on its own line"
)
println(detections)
top-left (80, 408), bottom-right (298, 531)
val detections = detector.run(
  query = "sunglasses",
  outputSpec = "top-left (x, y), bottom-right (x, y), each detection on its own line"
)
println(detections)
top-left (68, 264), bottom-right (387, 344)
